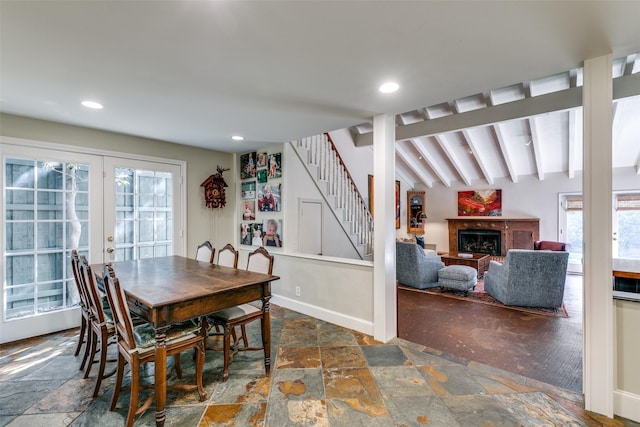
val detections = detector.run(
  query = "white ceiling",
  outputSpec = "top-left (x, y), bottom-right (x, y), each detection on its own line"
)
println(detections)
top-left (2, 1), bottom-right (640, 187)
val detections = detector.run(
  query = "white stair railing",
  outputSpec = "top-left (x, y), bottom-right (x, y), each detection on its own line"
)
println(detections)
top-left (291, 133), bottom-right (373, 258)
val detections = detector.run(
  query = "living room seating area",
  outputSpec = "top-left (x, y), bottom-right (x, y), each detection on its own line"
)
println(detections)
top-left (483, 249), bottom-right (570, 308)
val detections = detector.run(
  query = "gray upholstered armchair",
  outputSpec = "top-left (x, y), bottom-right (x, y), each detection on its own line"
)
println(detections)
top-left (396, 241), bottom-right (445, 289)
top-left (484, 249), bottom-right (569, 308)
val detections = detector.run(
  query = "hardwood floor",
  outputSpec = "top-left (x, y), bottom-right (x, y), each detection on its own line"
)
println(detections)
top-left (397, 274), bottom-right (583, 392)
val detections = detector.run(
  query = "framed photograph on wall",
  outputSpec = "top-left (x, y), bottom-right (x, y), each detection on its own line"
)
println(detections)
top-left (257, 182), bottom-right (281, 212)
top-left (368, 175), bottom-right (401, 229)
top-left (250, 223), bottom-right (263, 246)
top-left (240, 223), bottom-right (250, 245)
top-left (241, 181), bottom-right (256, 199)
top-left (267, 153), bottom-right (282, 179)
top-left (240, 151), bottom-right (257, 179)
top-left (262, 218), bottom-right (282, 248)
top-left (257, 169), bottom-right (268, 183)
top-left (257, 152), bottom-right (267, 168)
top-left (242, 200), bottom-right (255, 221)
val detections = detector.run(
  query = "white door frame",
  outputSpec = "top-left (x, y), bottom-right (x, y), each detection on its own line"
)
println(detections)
top-left (0, 137), bottom-right (186, 344)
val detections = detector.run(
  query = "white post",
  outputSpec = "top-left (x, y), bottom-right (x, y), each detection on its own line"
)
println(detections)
top-left (583, 54), bottom-right (614, 417)
top-left (373, 113), bottom-right (396, 342)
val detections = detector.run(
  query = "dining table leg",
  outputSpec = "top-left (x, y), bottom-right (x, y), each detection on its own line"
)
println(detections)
top-left (261, 291), bottom-right (272, 376)
top-left (154, 326), bottom-right (170, 427)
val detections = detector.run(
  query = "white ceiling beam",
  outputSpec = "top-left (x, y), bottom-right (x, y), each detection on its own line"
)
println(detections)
top-left (528, 117), bottom-right (544, 180)
top-left (410, 139), bottom-right (452, 188)
top-left (434, 134), bottom-right (472, 186)
top-left (493, 123), bottom-right (518, 183)
top-left (395, 166), bottom-right (416, 188)
top-left (461, 129), bottom-right (494, 185)
top-left (356, 73), bottom-right (640, 146)
top-left (395, 146), bottom-right (434, 188)
top-left (568, 109), bottom-right (579, 179)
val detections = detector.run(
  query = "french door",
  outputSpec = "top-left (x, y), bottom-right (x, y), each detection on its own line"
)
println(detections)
top-left (1, 141), bottom-right (184, 343)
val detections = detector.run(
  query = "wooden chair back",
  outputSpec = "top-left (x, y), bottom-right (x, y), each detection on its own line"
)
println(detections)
top-left (102, 264), bottom-right (138, 352)
top-left (217, 243), bottom-right (239, 268)
top-left (195, 240), bottom-right (215, 263)
top-left (71, 250), bottom-right (91, 313)
top-left (79, 256), bottom-right (108, 325)
top-left (246, 246), bottom-right (274, 275)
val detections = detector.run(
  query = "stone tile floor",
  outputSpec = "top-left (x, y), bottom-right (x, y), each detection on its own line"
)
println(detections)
top-left (0, 306), bottom-right (638, 426)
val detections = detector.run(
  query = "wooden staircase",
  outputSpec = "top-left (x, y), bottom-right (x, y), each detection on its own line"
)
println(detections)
top-left (290, 133), bottom-right (373, 260)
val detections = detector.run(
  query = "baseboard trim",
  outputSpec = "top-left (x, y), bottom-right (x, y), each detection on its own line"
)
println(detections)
top-left (271, 294), bottom-right (374, 336)
top-left (614, 389), bottom-right (640, 423)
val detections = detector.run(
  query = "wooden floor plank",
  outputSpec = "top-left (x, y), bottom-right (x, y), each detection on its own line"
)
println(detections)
top-left (397, 274), bottom-right (583, 392)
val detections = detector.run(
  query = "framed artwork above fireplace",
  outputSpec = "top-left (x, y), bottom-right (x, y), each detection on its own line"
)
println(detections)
top-left (458, 189), bottom-right (502, 216)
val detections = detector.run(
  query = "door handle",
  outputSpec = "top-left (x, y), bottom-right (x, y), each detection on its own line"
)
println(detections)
top-left (106, 247), bottom-right (115, 253)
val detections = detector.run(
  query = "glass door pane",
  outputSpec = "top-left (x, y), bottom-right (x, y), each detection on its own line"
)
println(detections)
top-left (104, 158), bottom-right (183, 263)
top-left (1, 144), bottom-right (102, 343)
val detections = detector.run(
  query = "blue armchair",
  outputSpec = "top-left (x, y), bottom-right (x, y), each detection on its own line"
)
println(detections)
top-left (396, 241), bottom-right (444, 289)
top-left (484, 249), bottom-right (569, 308)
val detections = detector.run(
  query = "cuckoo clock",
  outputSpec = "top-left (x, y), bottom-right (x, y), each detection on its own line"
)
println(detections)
top-left (201, 166), bottom-right (230, 208)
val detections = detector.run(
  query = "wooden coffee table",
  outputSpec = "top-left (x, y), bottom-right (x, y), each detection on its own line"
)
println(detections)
top-left (441, 253), bottom-right (491, 278)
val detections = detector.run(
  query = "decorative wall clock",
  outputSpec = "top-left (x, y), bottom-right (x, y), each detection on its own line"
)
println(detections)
top-left (200, 165), bottom-right (230, 208)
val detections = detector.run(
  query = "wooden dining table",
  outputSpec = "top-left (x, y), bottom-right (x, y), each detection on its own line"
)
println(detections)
top-left (92, 255), bottom-right (279, 427)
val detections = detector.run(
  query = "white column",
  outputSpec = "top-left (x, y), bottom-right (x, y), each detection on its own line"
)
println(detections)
top-left (583, 54), bottom-right (614, 417)
top-left (372, 114), bottom-right (396, 342)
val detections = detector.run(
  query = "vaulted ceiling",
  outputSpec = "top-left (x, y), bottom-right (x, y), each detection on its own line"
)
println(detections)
top-left (352, 58), bottom-right (640, 188)
top-left (2, 1), bottom-right (640, 189)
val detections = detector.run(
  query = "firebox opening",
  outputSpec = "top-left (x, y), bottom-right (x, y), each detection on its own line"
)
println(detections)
top-left (458, 229), bottom-right (501, 256)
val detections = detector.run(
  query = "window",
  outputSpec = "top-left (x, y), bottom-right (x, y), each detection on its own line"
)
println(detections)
top-left (615, 193), bottom-right (640, 259)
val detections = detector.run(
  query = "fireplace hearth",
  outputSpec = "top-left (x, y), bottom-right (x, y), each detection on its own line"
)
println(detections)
top-left (458, 229), bottom-right (501, 256)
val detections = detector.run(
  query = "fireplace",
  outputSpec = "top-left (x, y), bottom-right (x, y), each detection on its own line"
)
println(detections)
top-left (447, 218), bottom-right (539, 257)
top-left (458, 229), bottom-right (501, 256)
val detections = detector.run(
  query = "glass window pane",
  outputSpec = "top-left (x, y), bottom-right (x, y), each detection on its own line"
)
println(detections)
top-left (37, 222), bottom-right (63, 249)
top-left (617, 210), bottom-right (640, 259)
top-left (6, 284), bottom-right (35, 319)
top-left (6, 255), bottom-right (35, 285)
top-left (37, 162), bottom-right (64, 190)
top-left (37, 253), bottom-right (63, 282)
top-left (138, 246), bottom-right (154, 259)
top-left (5, 159), bottom-right (35, 188)
top-left (37, 281), bottom-right (64, 313)
top-left (6, 222), bottom-right (34, 252)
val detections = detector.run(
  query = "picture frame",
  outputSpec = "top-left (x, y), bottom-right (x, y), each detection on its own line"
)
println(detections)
top-left (458, 189), bottom-right (502, 216)
top-left (242, 200), bottom-right (255, 221)
top-left (241, 181), bottom-right (256, 199)
top-left (240, 151), bottom-right (257, 180)
top-left (267, 153), bottom-right (282, 179)
top-left (257, 169), bottom-right (268, 183)
top-left (257, 182), bottom-right (281, 212)
top-left (368, 175), bottom-right (401, 229)
top-left (257, 152), bottom-right (267, 169)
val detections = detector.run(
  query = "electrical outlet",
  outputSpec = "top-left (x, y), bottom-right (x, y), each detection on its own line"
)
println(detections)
top-left (295, 286), bottom-right (301, 296)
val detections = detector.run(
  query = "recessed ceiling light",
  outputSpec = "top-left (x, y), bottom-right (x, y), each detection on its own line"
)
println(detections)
top-left (81, 100), bottom-right (103, 109)
top-left (379, 82), bottom-right (399, 94)
top-left (232, 135), bottom-right (244, 141)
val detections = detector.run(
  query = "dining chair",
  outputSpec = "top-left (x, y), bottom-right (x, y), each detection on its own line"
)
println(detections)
top-left (102, 264), bottom-right (207, 427)
top-left (195, 240), bottom-right (215, 263)
top-left (70, 250), bottom-right (92, 371)
top-left (207, 246), bottom-right (273, 381)
top-left (217, 243), bottom-right (239, 268)
top-left (78, 256), bottom-right (117, 399)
